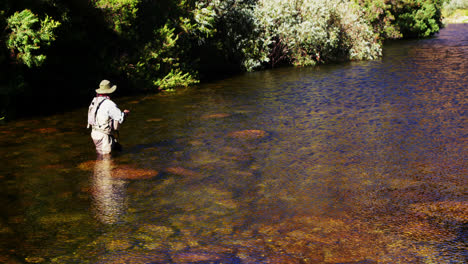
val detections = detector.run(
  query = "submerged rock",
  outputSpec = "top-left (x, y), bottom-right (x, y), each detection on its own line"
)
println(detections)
top-left (0, 255), bottom-right (22, 264)
top-left (399, 218), bottom-right (456, 242)
top-left (78, 161), bottom-right (158, 180)
top-left (165, 166), bottom-right (202, 178)
top-left (137, 224), bottom-right (175, 240)
top-left (38, 213), bottom-right (86, 225)
top-left (24, 257), bottom-right (45, 263)
top-left (171, 251), bottom-right (224, 263)
top-left (227, 130), bottom-right (267, 140)
top-left (77, 160), bottom-right (98, 171)
top-left (112, 166), bottom-right (159, 180)
top-left (105, 239), bottom-right (133, 251)
top-left (201, 113), bottom-right (231, 119)
top-left (97, 251), bottom-right (170, 264)
top-left (33, 128), bottom-right (59, 134)
top-left (146, 118), bottom-right (163, 122)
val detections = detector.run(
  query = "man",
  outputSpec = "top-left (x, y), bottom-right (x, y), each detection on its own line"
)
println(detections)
top-left (87, 80), bottom-right (130, 155)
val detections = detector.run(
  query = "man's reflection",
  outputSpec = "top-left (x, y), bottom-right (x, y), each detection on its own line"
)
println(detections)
top-left (91, 155), bottom-right (126, 224)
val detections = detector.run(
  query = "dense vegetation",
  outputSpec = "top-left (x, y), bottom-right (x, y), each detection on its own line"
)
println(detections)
top-left (0, 0), bottom-right (456, 119)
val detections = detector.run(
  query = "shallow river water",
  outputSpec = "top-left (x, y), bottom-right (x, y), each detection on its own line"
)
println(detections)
top-left (0, 24), bottom-right (467, 263)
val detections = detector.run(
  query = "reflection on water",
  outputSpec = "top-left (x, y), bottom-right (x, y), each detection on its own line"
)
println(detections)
top-left (0, 24), bottom-right (466, 263)
top-left (91, 156), bottom-right (126, 224)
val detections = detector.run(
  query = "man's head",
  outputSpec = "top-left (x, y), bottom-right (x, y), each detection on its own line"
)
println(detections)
top-left (95, 80), bottom-right (117, 94)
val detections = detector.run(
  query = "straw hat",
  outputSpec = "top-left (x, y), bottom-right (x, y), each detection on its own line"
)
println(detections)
top-left (96, 80), bottom-right (117, 94)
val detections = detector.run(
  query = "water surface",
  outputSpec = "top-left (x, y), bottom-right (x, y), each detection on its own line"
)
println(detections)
top-left (0, 24), bottom-right (466, 263)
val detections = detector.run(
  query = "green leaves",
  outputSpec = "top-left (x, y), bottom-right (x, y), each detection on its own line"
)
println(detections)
top-left (0, 0), bottom-right (447, 96)
top-left (395, 0), bottom-right (443, 38)
top-left (252, 0), bottom-right (382, 67)
top-left (6, 9), bottom-right (60, 67)
top-left (154, 69), bottom-right (199, 91)
top-left (91, 0), bottom-right (140, 36)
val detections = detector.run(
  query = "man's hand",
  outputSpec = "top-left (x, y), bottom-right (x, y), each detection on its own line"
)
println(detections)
top-left (124, 109), bottom-right (130, 116)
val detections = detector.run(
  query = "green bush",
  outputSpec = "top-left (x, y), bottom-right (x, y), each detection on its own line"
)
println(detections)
top-left (252, 0), bottom-right (382, 68)
top-left (355, 0), bottom-right (402, 40)
top-left (189, 0), bottom-right (266, 72)
top-left (133, 23), bottom-right (199, 90)
top-left (392, 0), bottom-right (444, 38)
top-left (6, 9), bottom-right (60, 67)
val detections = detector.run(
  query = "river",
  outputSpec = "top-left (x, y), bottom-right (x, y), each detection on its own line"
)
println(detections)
top-left (0, 23), bottom-right (466, 263)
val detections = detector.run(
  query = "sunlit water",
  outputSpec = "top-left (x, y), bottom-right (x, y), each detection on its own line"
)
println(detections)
top-left (1, 24), bottom-right (466, 263)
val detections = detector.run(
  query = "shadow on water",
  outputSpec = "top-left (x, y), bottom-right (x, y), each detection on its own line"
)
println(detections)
top-left (0, 24), bottom-right (467, 263)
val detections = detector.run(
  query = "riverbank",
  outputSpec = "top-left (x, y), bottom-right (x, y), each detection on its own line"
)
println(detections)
top-left (444, 9), bottom-right (468, 23)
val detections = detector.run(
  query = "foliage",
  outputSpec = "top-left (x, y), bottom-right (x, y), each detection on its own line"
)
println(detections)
top-left (0, 0), bottom-right (448, 118)
top-left (252, 0), bottom-right (381, 68)
top-left (6, 9), bottom-right (60, 67)
top-left (154, 68), bottom-right (199, 91)
top-left (355, 0), bottom-right (402, 40)
top-left (392, 0), bottom-right (444, 38)
top-left (133, 23), bottom-right (199, 90)
top-left (189, 0), bottom-right (266, 72)
top-left (356, 0), bottom-right (444, 39)
top-left (443, 0), bottom-right (468, 16)
top-left (91, 0), bottom-right (139, 37)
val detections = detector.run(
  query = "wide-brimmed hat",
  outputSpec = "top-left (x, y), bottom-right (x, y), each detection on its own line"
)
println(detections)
top-left (96, 80), bottom-right (117, 94)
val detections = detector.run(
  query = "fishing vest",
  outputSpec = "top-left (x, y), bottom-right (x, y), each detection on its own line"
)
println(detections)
top-left (87, 97), bottom-right (112, 134)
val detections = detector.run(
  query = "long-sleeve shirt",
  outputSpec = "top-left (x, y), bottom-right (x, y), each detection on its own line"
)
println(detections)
top-left (88, 96), bottom-right (125, 134)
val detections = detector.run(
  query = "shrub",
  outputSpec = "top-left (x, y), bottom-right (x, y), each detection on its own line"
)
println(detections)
top-left (189, 0), bottom-right (266, 72)
top-left (133, 23), bottom-right (199, 90)
top-left (392, 0), bottom-right (444, 38)
top-left (443, 0), bottom-right (468, 16)
top-left (252, 0), bottom-right (382, 68)
top-left (6, 9), bottom-right (60, 67)
top-left (355, 0), bottom-right (402, 40)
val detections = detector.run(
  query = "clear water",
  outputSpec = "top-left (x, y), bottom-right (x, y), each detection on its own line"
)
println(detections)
top-left (0, 24), bottom-right (466, 263)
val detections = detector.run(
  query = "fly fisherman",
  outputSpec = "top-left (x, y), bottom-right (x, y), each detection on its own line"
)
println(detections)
top-left (87, 80), bottom-right (130, 155)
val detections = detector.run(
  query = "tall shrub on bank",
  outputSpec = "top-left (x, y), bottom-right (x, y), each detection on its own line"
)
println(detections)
top-left (252, 0), bottom-right (381, 68)
top-left (393, 0), bottom-right (444, 38)
top-left (355, 0), bottom-right (402, 40)
top-left (356, 0), bottom-right (444, 39)
top-left (186, 0), bottom-right (267, 73)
